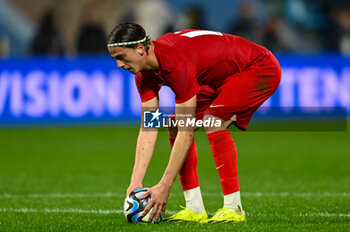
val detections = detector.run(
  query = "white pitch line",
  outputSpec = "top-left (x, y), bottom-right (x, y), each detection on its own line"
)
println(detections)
top-left (0, 192), bottom-right (125, 199)
top-left (237, 192), bottom-right (350, 197)
top-left (0, 208), bottom-right (349, 218)
top-left (0, 208), bottom-right (123, 214)
top-left (0, 192), bottom-right (349, 199)
top-left (298, 212), bottom-right (350, 217)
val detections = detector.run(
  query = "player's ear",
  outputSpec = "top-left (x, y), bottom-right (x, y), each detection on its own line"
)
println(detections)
top-left (136, 43), bottom-right (145, 56)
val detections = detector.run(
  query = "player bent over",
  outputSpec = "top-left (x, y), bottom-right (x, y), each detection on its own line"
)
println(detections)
top-left (107, 22), bottom-right (281, 223)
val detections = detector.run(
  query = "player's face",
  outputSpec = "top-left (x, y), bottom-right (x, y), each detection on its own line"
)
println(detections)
top-left (108, 46), bottom-right (146, 74)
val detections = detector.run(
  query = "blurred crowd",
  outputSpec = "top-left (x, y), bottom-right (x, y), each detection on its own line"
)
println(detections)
top-left (227, 0), bottom-right (350, 55)
top-left (1, 0), bottom-right (350, 56)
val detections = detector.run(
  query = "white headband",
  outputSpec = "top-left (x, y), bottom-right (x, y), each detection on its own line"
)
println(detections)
top-left (107, 37), bottom-right (147, 47)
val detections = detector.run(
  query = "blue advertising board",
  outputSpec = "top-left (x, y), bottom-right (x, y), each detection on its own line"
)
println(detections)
top-left (0, 55), bottom-right (349, 125)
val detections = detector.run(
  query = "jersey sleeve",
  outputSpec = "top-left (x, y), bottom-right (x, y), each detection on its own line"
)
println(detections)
top-left (135, 73), bottom-right (161, 103)
top-left (166, 61), bottom-right (200, 104)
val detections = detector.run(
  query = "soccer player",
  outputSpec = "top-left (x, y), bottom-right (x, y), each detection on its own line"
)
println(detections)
top-left (107, 22), bottom-right (281, 223)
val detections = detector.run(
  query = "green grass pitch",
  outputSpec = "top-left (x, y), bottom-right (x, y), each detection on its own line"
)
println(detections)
top-left (0, 123), bottom-right (349, 231)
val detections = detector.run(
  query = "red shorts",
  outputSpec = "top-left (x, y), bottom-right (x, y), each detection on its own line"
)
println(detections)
top-left (196, 52), bottom-right (281, 130)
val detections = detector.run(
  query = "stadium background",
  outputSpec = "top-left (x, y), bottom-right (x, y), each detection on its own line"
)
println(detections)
top-left (0, 0), bottom-right (349, 231)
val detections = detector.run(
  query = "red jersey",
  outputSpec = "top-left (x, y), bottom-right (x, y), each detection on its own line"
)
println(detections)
top-left (136, 29), bottom-right (270, 104)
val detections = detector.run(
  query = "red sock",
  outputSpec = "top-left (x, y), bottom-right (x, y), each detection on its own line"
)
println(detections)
top-left (169, 137), bottom-right (199, 191)
top-left (206, 130), bottom-right (240, 195)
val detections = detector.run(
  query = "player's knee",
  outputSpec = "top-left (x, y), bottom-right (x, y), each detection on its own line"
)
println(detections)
top-left (203, 114), bottom-right (229, 133)
top-left (203, 114), bottom-right (220, 133)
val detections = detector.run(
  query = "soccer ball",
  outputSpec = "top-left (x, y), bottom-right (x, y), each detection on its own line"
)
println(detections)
top-left (123, 188), bottom-right (162, 224)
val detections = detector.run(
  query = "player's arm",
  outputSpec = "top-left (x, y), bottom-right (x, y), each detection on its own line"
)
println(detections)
top-left (140, 95), bottom-right (197, 222)
top-left (127, 96), bottom-right (159, 196)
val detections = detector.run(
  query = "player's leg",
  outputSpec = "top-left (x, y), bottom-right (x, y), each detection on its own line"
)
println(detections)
top-left (167, 116), bottom-right (206, 217)
top-left (206, 116), bottom-right (244, 213)
top-left (205, 117), bottom-right (242, 213)
top-left (166, 86), bottom-right (216, 222)
top-left (201, 115), bottom-right (246, 223)
top-left (201, 53), bottom-right (281, 223)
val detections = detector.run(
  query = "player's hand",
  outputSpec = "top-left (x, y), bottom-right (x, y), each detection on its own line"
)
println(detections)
top-left (126, 183), bottom-right (142, 197)
top-left (139, 181), bottom-right (170, 222)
